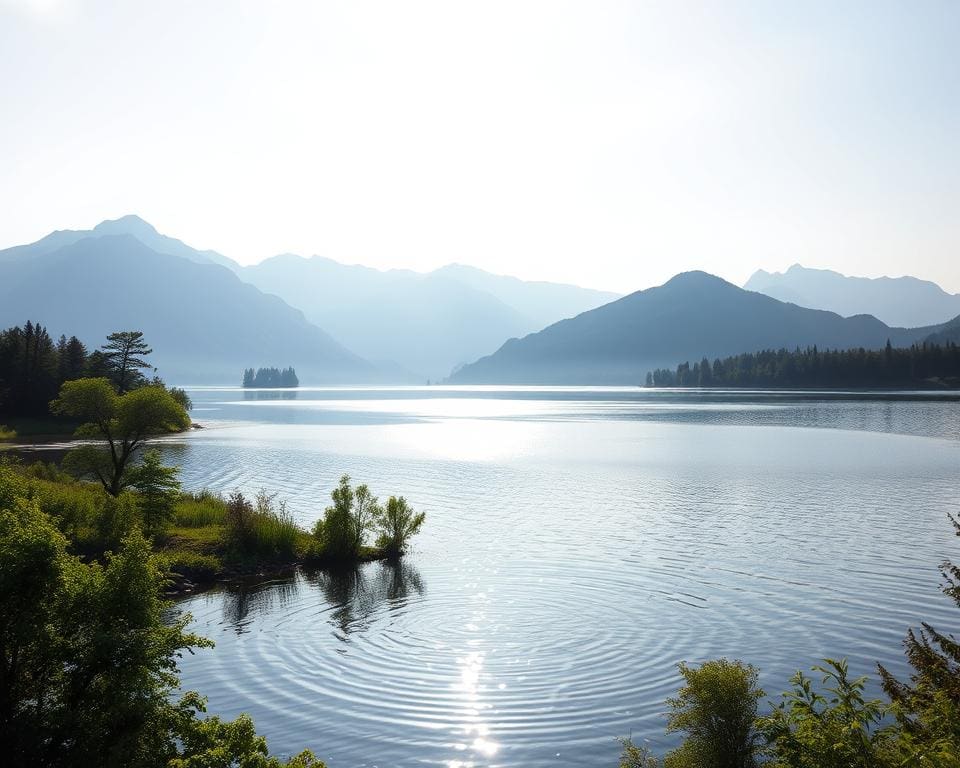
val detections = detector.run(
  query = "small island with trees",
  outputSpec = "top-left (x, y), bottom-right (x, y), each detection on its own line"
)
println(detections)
top-left (242, 366), bottom-right (299, 388)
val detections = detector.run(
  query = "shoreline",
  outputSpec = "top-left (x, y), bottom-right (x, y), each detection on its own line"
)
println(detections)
top-left (163, 547), bottom-right (394, 598)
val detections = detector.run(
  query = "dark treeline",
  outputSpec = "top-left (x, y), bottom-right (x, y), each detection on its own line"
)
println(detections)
top-left (243, 366), bottom-right (299, 388)
top-left (0, 322), bottom-right (189, 424)
top-left (0, 321), bottom-right (101, 417)
top-left (646, 340), bottom-right (960, 389)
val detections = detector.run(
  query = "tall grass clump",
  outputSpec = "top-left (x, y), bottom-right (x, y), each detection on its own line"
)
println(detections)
top-left (0, 424), bottom-right (17, 440)
top-left (225, 489), bottom-right (301, 561)
top-left (174, 492), bottom-right (227, 528)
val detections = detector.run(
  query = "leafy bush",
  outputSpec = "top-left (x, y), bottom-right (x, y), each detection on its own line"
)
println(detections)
top-left (28, 477), bottom-right (100, 543)
top-left (618, 737), bottom-right (660, 767)
top-left (168, 386), bottom-right (193, 412)
top-left (314, 475), bottom-right (379, 563)
top-left (663, 658), bottom-right (764, 768)
top-left (374, 496), bottom-right (425, 557)
top-left (758, 658), bottom-right (891, 767)
top-left (0, 465), bottom-right (320, 767)
top-left (95, 491), bottom-right (141, 550)
top-left (128, 449), bottom-right (181, 536)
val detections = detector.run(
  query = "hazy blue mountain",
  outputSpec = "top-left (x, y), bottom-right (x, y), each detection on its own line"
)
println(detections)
top-left (431, 263), bottom-right (620, 331)
top-left (925, 315), bottom-right (960, 345)
top-left (0, 234), bottom-right (384, 384)
top-left (0, 214), bottom-right (238, 271)
top-left (744, 264), bottom-right (960, 328)
top-left (450, 271), bottom-right (943, 385)
top-left (242, 255), bottom-right (618, 380)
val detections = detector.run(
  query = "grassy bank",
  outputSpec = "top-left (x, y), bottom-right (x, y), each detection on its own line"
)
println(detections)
top-left (4, 461), bottom-right (419, 595)
top-left (160, 490), bottom-right (392, 589)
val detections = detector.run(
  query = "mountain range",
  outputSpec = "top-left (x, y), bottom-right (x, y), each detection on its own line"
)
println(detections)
top-left (449, 271), bottom-right (950, 385)
top-left (744, 264), bottom-right (960, 328)
top-left (0, 230), bottom-right (377, 384)
top-left (2, 217), bottom-right (957, 386)
top-left (0, 216), bottom-right (617, 383)
top-left (239, 256), bottom-right (618, 379)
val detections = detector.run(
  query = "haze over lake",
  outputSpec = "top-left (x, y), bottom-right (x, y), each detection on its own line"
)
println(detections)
top-left (151, 387), bottom-right (960, 767)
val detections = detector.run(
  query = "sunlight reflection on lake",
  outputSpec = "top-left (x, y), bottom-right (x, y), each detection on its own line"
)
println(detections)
top-left (151, 387), bottom-right (960, 767)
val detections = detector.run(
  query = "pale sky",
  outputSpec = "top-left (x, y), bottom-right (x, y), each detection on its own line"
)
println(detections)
top-left (1, 0), bottom-right (958, 293)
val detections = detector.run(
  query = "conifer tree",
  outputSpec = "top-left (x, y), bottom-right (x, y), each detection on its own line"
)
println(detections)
top-left (102, 330), bottom-right (153, 393)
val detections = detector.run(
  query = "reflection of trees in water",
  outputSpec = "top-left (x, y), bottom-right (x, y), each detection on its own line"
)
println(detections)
top-left (212, 561), bottom-right (425, 636)
top-left (304, 561), bottom-right (425, 637)
top-left (242, 390), bottom-right (299, 401)
top-left (219, 575), bottom-right (300, 632)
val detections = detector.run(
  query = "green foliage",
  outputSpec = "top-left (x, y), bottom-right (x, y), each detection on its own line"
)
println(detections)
top-left (0, 424), bottom-right (15, 440)
top-left (374, 495), bottom-right (425, 557)
top-left (758, 658), bottom-right (892, 767)
top-left (102, 330), bottom-right (154, 394)
top-left (648, 340), bottom-right (960, 388)
top-left (879, 513), bottom-right (960, 763)
top-left (174, 492), bottom-right (227, 528)
top-left (662, 658), bottom-right (764, 768)
top-left (0, 463), bottom-right (320, 767)
top-left (225, 490), bottom-right (300, 561)
top-left (52, 378), bottom-right (190, 495)
top-left (169, 386), bottom-right (193, 412)
top-left (160, 551), bottom-right (222, 582)
top-left (0, 321), bottom-right (62, 418)
top-left (314, 475), bottom-right (380, 563)
top-left (618, 737), bottom-right (660, 767)
top-left (94, 491), bottom-right (141, 550)
top-left (169, 692), bottom-right (322, 767)
top-left (129, 449), bottom-right (181, 536)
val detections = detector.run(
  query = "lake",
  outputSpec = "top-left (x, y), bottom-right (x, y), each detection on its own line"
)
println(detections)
top-left (157, 387), bottom-right (959, 767)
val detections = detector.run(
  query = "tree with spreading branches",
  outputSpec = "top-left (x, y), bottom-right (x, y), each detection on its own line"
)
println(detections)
top-left (50, 378), bottom-right (190, 496)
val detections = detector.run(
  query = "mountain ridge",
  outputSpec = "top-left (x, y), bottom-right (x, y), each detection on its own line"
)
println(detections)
top-left (0, 232), bottom-right (388, 384)
top-left (241, 251), bottom-right (620, 379)
top-left (449, 270), bottom-right (947, 385)
top-left (744, 264), bottom-right (960, 328)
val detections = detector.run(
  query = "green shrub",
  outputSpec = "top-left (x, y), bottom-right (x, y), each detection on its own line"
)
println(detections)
top-left (618, 737), bottom-right (660, 767)
top-left (758, 658), bottom-right (892, 767)
top-left (22, 460), bottom-right (69, 482)
top-left (29, 480), bottom-right (101, 544)
top-left (663, 659), bottom-right (764, 768)
top-left (374, 495), bottom-right (425, 557)
top-left (0, 466), bottom-right (318, 766)
top-left (314, 475), bottom-right (379, 563)
top-left (0, 424), bottom-right (15, 440)
top-left (96, 491), bottom-right (141, 550)
top-left (129, 449), bottom-right (181, 536)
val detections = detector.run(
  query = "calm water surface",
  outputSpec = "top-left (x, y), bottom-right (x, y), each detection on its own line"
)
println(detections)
top-left (156, 387), bottom-right (960, 767)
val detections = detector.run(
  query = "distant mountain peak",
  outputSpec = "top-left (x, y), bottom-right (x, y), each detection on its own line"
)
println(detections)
top-left (663, 270), bottom-right (734, 289)
top-left (744, 263), bottom-right (960, 328)
top-left (93, 214), bottom-right (158, 236)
